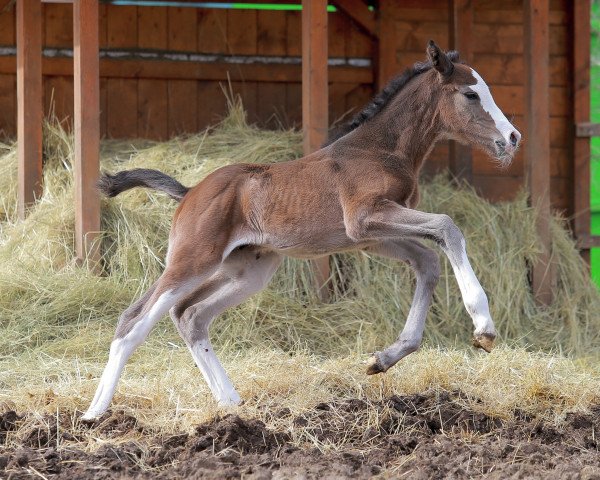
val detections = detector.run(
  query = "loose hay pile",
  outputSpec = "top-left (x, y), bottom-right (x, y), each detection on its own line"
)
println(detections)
top-left (0, 104), bottom-right (598, 359)
top-left (1, 105), bottom-right (600, 477)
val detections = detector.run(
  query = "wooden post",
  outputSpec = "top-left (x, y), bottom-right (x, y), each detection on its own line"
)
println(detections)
top-left (302, 0), bottom-right (330, 299)
top-left (448, 0), bottom-right (473, 183)
top-left (16, 0), bottom-right (43, 219)
top-left (524, 0), bottom-right (553, 304)
top-left (73, 0), bottom-right (101, 265)
top-left (573, 0), bottom-right (591, 264)
top-left (376, 1), bottom-right (396, 89)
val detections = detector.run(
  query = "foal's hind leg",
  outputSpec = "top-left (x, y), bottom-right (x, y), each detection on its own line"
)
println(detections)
top-left (170, 247), bottom-right (281, 406)
top-left (363, 240), bottom-right (440, 374)
top-left (82, 262), bottom-right (220, 420)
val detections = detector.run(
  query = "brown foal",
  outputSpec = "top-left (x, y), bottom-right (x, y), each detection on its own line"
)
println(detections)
top-left (83, 41), bottom-right (521, 420)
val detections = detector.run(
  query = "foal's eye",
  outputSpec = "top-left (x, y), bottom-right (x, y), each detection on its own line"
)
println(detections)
top-left (464, 92), bottom-right (479, 101)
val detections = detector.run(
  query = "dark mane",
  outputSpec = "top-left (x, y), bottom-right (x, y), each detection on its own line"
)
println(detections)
top-left (323, 51), bottom-right (460, 147)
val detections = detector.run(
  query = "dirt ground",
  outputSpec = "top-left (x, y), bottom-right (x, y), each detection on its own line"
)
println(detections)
top-left (1, 391), bottom-right (600, 479)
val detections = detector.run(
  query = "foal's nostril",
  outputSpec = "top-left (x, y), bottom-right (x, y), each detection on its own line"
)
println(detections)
top-left (509, 132), bottom-right (519, 147)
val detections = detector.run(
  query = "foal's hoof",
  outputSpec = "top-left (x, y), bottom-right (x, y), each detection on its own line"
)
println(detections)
top-left (472, 333), bottom-right (496, 353)
top-left (366, 354), bottom-right (386, 375)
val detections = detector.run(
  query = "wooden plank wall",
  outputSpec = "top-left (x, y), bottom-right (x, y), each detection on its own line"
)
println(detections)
top-left (0, 2), bottom-right (374, 140)
top-left (0, 0), bottom-right (573, 214)
top-left (379, 0), bottom-right (571, 213)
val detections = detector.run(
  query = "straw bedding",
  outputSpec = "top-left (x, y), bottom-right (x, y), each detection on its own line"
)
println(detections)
top-left (0, 102), bottom-right (599, 442)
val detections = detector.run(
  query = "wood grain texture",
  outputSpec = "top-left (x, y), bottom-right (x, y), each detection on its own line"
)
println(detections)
top-left (328, 12), bottom-right (347, 58)
top-left (197, 80), bottom-right (228, 130)
top-left (285, 10), bottom-right (301, 56)
top-left (257, 10), bottom-right (286, 56)
top-left (257, 81), bottom-right (286, 128)
top-left (44, 3), bottom-right (73, 47)
top-left (0, 0), bottom-right (576, 229)
top-left (302, 0), bottom-right (330, 299)
top-left (0, 3), bottom-right (15, 45)
top-left (572, 0), bottom-right (591, 264)
top-left (0, 74), bottom-right (16, 137)
top-left (17, 0), bottom-right (43, 219)
top-left (138, 6), bottom-right (167, 50)
top-left (138, 79), bottom-right (168, 140)
top-left (333, 0), bottom-right (377, 38)
top-left (302, 0), bottom-right (328, 153)
top-left (106, 5), bottom-right (136, 48)
top-left (0, 56), bottom-right (372, 85)
top-left (197, 8), bottom-right (227, 53)
top-left (524, 0), bottom-right (553, 304)
top-left (106, 78), bottom-right (137, 138)
top-left (73, 0), bottom-right (100, 264)
top-left (168, 79), bottom-right (197, 136)
top-left (168, 7), bottom-right (197, 52)
top-left (227, 9), bottom-right (256, 55)
top-left (449, 0), bottom-right (474, 183)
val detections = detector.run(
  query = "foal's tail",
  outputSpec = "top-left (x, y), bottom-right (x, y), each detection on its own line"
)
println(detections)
top-left (97, 168), bottom-right (190, 202)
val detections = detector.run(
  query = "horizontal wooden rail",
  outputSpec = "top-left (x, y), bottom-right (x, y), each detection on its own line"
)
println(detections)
top-left (575, 122), bottom-right (600, 137)
top-left (0, 56), bottom-right (373, 84)
top-left (576, 235), bottom-right (600, 249)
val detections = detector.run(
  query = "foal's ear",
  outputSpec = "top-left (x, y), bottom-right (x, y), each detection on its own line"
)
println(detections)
top-left (426, 40), bottom-right (454, 78)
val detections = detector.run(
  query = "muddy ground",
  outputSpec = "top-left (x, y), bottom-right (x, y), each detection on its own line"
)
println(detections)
top-left (1, 391), bottom-right (600, 479)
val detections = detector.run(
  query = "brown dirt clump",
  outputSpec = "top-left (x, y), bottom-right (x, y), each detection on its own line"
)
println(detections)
top-left (1, 391), bottom-right (600, 479)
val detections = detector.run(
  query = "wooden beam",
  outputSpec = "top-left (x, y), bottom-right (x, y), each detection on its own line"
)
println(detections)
top-left (573, 0), bottom-right (592, 264)
top-left (575, 122), bottom-right (600, 138)
top-left (524, 0), bottom-right (553, 304)
top-left (448, 0), bottom-right (473, 184)
top-left (576, 235), bottom-right (600, 250)
top-left (376, 1), bottom-right (396, 89)
top-left (16, 0), bottom-right (43, 219)
top-left (0, 56), bottom-right (374, 84)
top-left (332, 0), bottom-right (377, 38)
top-left (73, 0), bottom-right (100, 266)
top-left (302, 0), bottom-right (330, 300)
top-left (302, 0), bottom-right (328, 157)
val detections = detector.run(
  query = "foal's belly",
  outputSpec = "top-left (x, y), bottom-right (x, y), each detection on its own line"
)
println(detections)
top-left (263, 227), bottom-right (376, 259)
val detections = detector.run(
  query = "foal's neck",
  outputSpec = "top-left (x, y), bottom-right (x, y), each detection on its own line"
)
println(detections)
top-left (336, 73), bottom-right (443, 174)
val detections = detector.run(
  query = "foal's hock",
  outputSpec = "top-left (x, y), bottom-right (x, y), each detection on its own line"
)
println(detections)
top-left (82, 41), bottom-right (521, 420)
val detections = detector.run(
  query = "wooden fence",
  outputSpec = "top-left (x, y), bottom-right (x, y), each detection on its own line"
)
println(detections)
top-left (0, 1), bottom-right (573, 211)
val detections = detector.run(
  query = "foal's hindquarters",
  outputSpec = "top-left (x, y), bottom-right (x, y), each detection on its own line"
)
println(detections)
top-left (82, 177), bottom-right (281, 420)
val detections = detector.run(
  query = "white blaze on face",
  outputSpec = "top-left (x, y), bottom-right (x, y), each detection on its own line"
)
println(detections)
top-left (469, 68), bottom-right (520, 148)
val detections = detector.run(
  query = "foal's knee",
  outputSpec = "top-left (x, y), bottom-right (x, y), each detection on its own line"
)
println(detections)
top-left (437, 214), bottom-right (464, 250)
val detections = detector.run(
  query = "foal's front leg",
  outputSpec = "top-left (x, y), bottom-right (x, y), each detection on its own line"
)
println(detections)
top-left (363, 239), bottom-right (440, 374)
top-left (349, 201), bottom-right (497, 354)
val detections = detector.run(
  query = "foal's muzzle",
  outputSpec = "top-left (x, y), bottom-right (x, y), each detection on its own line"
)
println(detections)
top-left (494, 129), bottom-right (521, 161)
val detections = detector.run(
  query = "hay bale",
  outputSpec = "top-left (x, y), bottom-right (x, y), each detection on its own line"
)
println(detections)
top-left (0, 102), bottom-right (598, 363)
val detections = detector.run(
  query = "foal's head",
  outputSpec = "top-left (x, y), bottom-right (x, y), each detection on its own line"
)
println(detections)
top-left (426, 41), bottom-right (521, 166)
